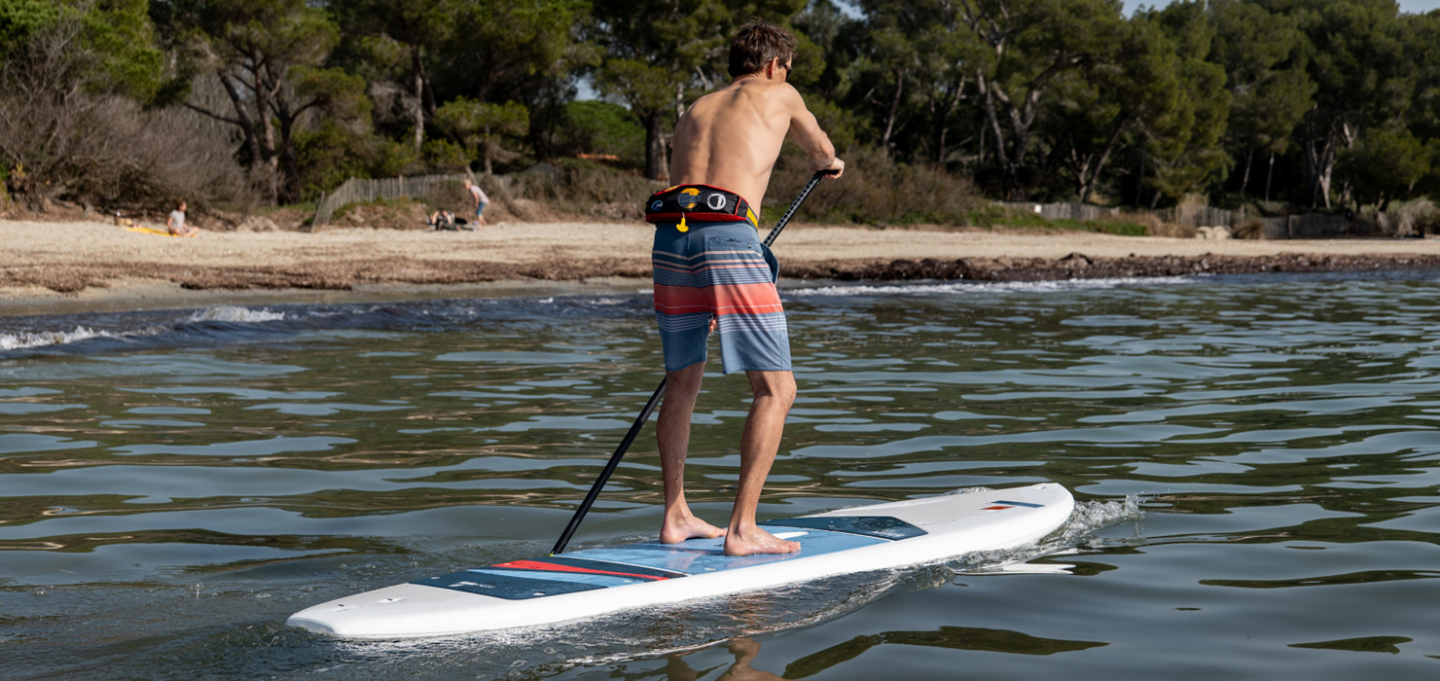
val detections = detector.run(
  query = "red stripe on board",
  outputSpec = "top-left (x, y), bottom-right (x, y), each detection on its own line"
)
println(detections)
top-left (492, 559), bottom-right (670, 581)
top-left (983, 506), bottom-right (1012, 511)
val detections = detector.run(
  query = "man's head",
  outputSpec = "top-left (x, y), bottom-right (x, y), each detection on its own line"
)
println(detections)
top-left (463, 179), bottom-right (473, 188)
top-left (729, 21), bottom-right (797, 79)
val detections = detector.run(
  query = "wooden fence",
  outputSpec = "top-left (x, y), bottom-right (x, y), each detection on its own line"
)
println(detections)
top-left (998, 201), bottom-right (1363, 239)
top-left (312, 171), bottom-right (475, 228)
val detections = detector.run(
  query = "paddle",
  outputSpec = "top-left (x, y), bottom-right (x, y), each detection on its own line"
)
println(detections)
top-left (551, 169), bottom-right (838, 555)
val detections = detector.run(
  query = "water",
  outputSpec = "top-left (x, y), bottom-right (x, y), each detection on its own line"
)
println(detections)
top-left (3, 271), bottom-right (1439, 680)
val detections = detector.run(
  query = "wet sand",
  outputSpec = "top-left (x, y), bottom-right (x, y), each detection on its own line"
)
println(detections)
top-left (3, 217), bottom-right (1438, 315)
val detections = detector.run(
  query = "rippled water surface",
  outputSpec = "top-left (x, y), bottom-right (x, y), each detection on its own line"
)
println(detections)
top-left (3, 272), bottom-right (1440, 680)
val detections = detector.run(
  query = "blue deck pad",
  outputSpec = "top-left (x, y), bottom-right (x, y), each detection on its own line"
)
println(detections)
top-left (568, 528), bottom-right (889, 575)
top-left (414, 569), bottom-right (607, 600)
top-left (760, 515), bottom-right (926, 540)
top-left (415, 524), bottom-right (908, 600)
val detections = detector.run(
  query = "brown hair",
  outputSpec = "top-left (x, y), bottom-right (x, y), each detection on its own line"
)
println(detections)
top-left (728, 21), bottom-right (797, 78)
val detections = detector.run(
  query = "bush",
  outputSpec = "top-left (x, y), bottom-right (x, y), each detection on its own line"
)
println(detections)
top-left (763, 145), bottom-right (984, 225)
top-left (0, 16), bottom-right (255, 212)
top-left (554, 100), bottom-right (645, 167)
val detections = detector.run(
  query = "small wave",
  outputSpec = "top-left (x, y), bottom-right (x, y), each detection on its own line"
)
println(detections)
top-left (0, 326), bottom-right (121, 351)
top-left (789, 277), bottom-right (1195, 297)
top-left (186, 306), bottom-right (287, 323)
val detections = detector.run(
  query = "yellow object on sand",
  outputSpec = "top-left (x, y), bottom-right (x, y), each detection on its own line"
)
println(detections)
top-left (125, 226), bottom-right (195, 238)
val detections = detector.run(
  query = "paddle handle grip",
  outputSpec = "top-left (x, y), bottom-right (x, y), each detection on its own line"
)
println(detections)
top-left (550, 169), bottom-right (836, 555)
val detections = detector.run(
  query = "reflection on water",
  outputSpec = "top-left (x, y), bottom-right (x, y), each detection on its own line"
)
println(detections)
top-left (3, 272), bottom-right (1440, 680)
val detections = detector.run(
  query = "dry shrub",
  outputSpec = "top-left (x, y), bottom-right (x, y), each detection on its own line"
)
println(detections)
top-left (329, 198), bottom-right (430, 230)
top-left (1120, 212), bottom-right (1167, 236)
top-left (1389, 198), bottom-right (1439, 237)
top-left (764, 145), bottom-right (983, 226)
top-left (499, 160), bottom-right (657, 221)
top-left (0, 20), bottom-right (256, 215)
top-left (1148, 220), bottom-right (1196, 238)
top-left (1232, 218), bottom-right (1264, 239)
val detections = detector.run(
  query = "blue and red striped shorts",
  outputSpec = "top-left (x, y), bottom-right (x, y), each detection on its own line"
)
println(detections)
top-left (652, 220), bottom-right (791, 374)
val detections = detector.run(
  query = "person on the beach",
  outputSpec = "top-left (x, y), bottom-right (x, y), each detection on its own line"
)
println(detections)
top-left (428, 208), bottom-right (456, 230)
top-left (648, 20), bottom-right (843, 556)
top-left (464, 179), bottom-right (488, 227)
top-left (166, 200), bottom-right (198, 237)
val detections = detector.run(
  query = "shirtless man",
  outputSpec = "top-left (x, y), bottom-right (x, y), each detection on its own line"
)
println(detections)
top-left (648, 21), bottom-right (843, 556)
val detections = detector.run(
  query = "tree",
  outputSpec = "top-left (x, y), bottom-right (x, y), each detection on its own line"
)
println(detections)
top-left (1135, 1), bottom-right (1231, 206)
top-left (591, 0), bottom-right (732, 179)
top-left (1285, 0), bottom-right (1407, 208)
top-left (433, 0), bottom-right (590, 164)
top-left (160, 0), bottom-right (365, 205)
top-left (435, 98), bottom-right (530, 175)
top-left (1210, 0), bottom-right (1314, 200)
top-left (956, 0), bottom-right (1128, 196)
top-left (1339, 125), bottom-right (1430, 211)
top-left (0, 0), bottom-right (177, 206)
top-left (329, 0), bottom-right (454, 156)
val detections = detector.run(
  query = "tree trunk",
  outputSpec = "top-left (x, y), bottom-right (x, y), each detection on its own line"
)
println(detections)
top-left (1239, 146), bottom-right (1253, 196)
top-left (275, 94), bottom-right (301, 205)
top-left (880, 67), bottom-right (905, 150)
top-left (643, 111), bottom-right (667, 181)
top-left (933, 75), bottom-right (964, 164)
top-left (256, 71), bottom-right (280, 206)
top-left (1265, 150), bottom-right (1275, 202)
top-left (412, 45), bottom-right (425, 155)
top-left (1304, 127), bottom-right (1337, 209)
top-left (483, 123), bottom-right (493, 176)
top-left (1078, 122), bottom-right (1126, 204)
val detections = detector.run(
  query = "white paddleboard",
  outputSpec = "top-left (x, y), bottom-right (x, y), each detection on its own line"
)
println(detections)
top-left (287, 483), bottom-right (1073, 639)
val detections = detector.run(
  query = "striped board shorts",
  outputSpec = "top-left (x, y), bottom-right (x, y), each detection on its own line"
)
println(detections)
top-left (652, 220), bottom-right (791, 374)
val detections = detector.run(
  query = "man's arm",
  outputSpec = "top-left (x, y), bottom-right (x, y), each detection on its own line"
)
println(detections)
top-left (782, 85), bottom-right (844, 178)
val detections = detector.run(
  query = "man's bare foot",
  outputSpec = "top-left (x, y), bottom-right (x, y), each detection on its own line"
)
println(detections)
top-left (723, 527), bottom-right (801, 556)
top-left (660, 515), bottom-right (727, 543)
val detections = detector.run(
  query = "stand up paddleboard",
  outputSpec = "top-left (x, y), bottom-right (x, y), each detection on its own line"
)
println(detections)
top-left (287, 483), bottom-right (1073, 639)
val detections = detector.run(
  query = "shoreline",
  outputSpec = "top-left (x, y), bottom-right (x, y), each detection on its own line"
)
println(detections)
top-left (4, 217), bottom-right (1439, 316)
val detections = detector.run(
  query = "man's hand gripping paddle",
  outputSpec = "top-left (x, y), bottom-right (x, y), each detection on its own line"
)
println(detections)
top-left (551, 169), bottom-right (838, 555)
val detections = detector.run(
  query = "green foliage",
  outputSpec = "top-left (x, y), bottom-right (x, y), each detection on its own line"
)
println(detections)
top-left (295, 121), bottom-right (418, 201)
top-left (0, 0), bottom-right (164, 101)
top-left (422, 138), bottom-right (470, 171)
top-left (435, 98), bottom-right (530, 172)
top-left (0, 0), bottom-right (61, 58)
top-left (1339, 126), bottom-right (1432, 209)
top-left (557, 100), bottom-right (645, 165)
top-left (11, 0), bottom-right (1440, 216)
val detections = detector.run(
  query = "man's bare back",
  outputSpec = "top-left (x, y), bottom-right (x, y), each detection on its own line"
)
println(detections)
top-left (669, 65), bottom-right (843, 213)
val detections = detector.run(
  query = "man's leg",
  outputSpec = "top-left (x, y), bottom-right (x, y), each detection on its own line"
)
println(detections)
top-left (724, 369), bottom-right (799, 556)
top-left (657, 361), bottom-right (726, 543)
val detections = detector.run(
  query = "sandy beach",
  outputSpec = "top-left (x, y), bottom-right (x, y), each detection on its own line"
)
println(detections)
top-left (3, 217), bottom-right (1439, 316)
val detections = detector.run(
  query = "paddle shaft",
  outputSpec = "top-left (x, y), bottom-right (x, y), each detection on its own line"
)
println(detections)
top-left (551, 169), bottom-right (836, 555)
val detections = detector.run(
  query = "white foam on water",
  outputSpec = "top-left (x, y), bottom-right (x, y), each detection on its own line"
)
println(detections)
top-left (1, 306), bottom-right (290, 352)
top-left (789, 276), bottom-right (1196, 297)
top-left (186, 305), bottom-right (287, 323)
top-left (0, 326), bottom-right (120, 351)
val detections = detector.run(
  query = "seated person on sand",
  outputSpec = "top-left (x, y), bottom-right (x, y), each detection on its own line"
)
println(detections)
top-left (428, 208), bottom-right (456, 230)
top-left (428, 208), bottom-right (475, 232)
top-left (167, 200), bottom-right (199, 237)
